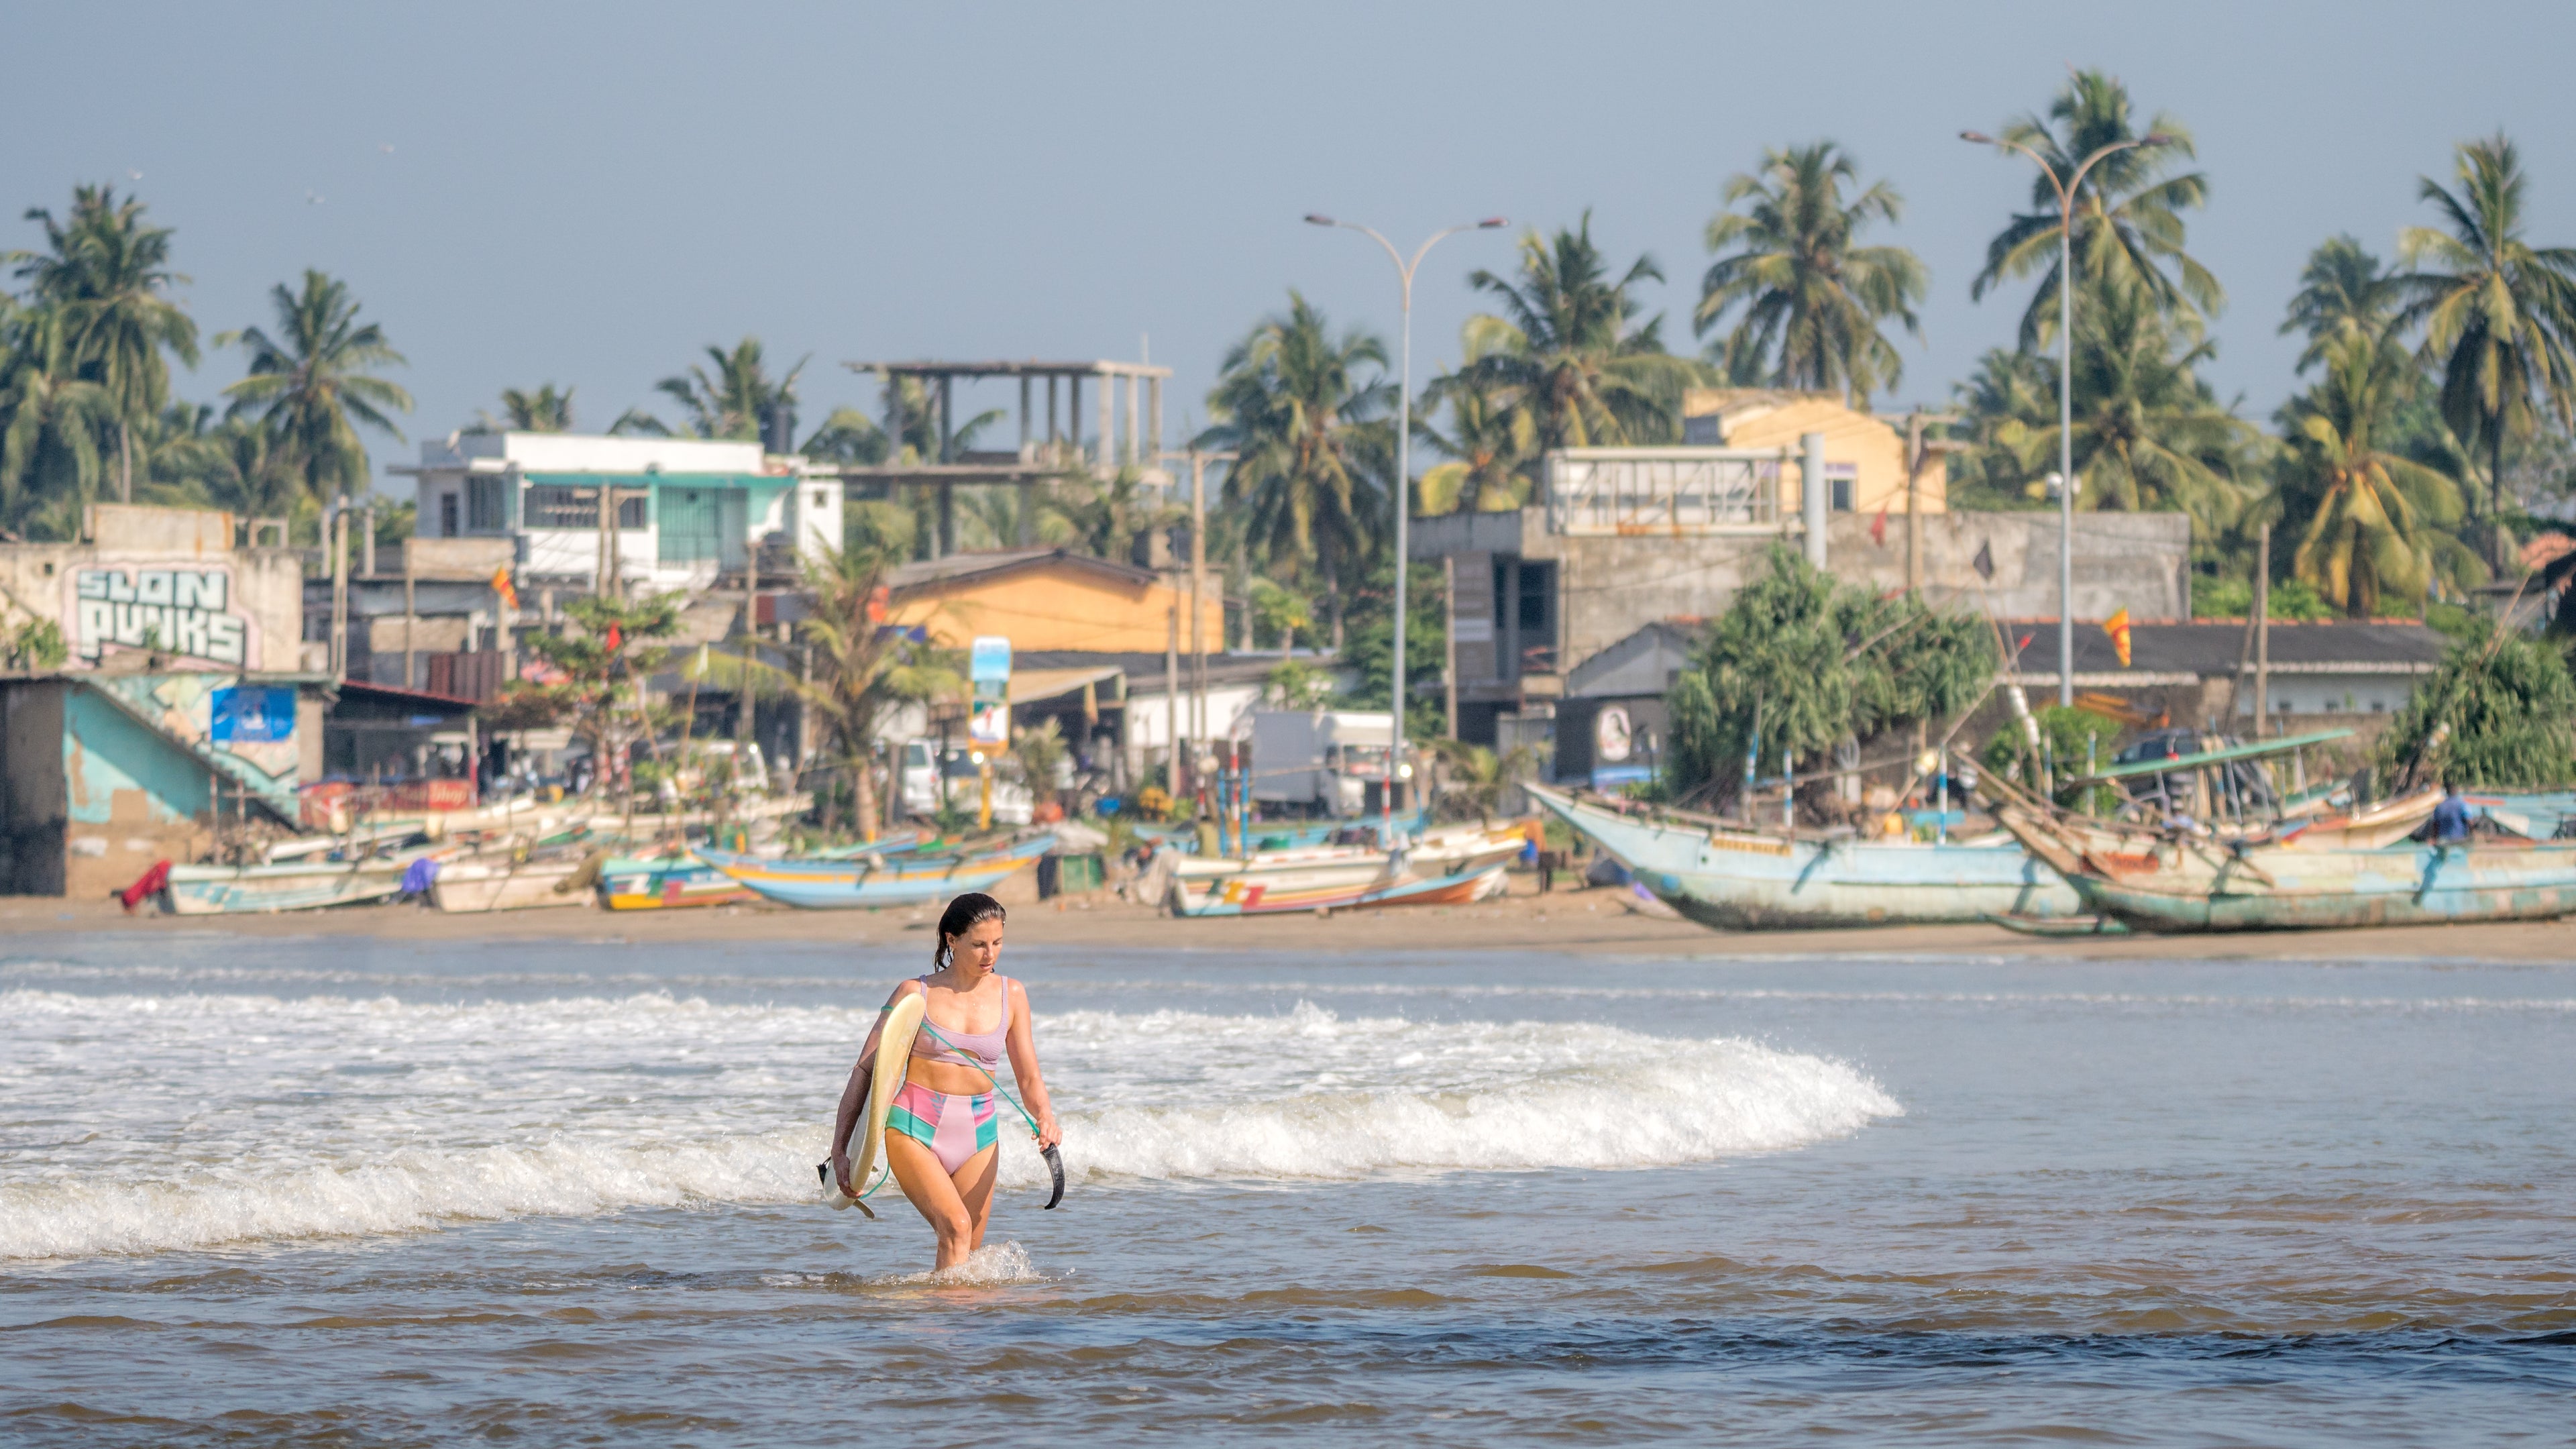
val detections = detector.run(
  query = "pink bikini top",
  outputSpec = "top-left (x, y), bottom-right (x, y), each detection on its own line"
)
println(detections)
top-left (912, 974), bottom-right (1011, 1071)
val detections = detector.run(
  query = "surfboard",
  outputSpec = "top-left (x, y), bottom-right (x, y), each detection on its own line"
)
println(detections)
top-left (824, 991), bottom-right (923, 1214)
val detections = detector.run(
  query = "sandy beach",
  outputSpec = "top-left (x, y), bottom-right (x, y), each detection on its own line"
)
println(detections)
top-left (13, 873), bottom-right (2572, 961)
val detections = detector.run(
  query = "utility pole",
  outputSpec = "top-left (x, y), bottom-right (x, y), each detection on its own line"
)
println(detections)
top-left (2253, 521), bottom-right (2271, 736)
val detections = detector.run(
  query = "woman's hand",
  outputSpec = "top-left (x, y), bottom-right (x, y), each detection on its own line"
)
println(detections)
top-left (1036, 1114), bottom-right (1061, 1152)
top-left (830, 1150), bottom-right (855, 1197)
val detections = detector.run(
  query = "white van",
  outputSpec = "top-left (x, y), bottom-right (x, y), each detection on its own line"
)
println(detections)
top-left (897, 739), bottom-right (1032, 825)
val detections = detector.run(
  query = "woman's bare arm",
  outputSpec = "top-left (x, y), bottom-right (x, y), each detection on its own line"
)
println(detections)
top-left (1002, 978), bottom-right (1060, 1150)
top-left (828, 980), bottom-right (917, 1191)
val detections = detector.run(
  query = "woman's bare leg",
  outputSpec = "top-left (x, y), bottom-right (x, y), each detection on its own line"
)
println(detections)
top-left (886, 1134), bottom-right (975, 1269)
top-left (953, 1145), bottom-right (999, 1252)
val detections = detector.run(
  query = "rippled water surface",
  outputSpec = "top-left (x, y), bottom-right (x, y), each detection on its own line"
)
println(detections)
top-left (3, 932), bottom-right (2570, 1444)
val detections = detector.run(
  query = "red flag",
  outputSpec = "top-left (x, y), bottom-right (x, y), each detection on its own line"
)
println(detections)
top-left (604, 622), bottom-right (623, 652)
top-left (1870, 507), bottom-right (1888, 547)
top-left (2102, 608), bottom-right (2132, 668)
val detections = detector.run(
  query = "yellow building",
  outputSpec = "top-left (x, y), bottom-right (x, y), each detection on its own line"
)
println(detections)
top-left (885, 547), bottom-right (1222, 654)
top-left (1681, 389), bottom-right (1948, 515)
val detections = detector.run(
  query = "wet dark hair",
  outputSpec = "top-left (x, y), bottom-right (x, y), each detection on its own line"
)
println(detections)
top-left (933, 892), bottom-right (1008, 971)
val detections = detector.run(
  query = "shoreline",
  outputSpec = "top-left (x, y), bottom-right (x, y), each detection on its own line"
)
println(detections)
top-left (8, 878), bottom-right (2572, 962)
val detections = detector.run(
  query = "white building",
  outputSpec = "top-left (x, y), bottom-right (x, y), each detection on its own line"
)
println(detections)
top-left (395, 432), bottom-right (843, 594)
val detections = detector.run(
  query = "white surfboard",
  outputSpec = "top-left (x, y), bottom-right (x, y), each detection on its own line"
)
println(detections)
top-left (826, 991), bottom-right (923, 1213)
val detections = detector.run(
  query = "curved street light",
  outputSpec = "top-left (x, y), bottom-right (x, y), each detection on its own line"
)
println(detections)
top-left (1305, 213), bottom-right (1507, 840)
top-left (1961, 130), bottom-right (2170, 707)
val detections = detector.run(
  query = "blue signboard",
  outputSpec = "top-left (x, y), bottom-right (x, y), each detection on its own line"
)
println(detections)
top-left (209, 686), bottom-right (297, 744)
top-left (969, 636), bottom-right (1012, 683)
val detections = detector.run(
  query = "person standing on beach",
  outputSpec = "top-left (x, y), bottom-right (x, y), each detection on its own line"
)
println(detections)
top-left (828, 893), bottom-right (1061, 1269)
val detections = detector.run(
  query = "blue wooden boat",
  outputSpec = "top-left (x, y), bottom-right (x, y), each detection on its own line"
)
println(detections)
top-left (2470, 790), bottom-right (2576, 841)
top-left (699, 833), bottom-right (1054, 910)
top-left (1527, 784), bottom-right (2079, 930)
top-left (1996, 801), bottom-right (2576, 932)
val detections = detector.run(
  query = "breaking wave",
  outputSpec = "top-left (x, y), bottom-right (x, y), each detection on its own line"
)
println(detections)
top-left (0, 991), bottom-right (1897, 1260)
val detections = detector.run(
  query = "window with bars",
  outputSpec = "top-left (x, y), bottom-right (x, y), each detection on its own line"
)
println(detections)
top-left (524, 486), bottom-right (646, 530)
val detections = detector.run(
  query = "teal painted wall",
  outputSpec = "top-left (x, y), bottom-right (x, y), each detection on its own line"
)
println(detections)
top-left (64, 686), bottom-right (212, 825)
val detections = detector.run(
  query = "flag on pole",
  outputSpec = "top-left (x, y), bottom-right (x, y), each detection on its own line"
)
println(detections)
top-left (490, 564), bottom-right (518, 612)
top-left (1972, 540), bottom-right (1995, 580)
top-left (2102, 608), bottom-right (2132, 667)
top-left (1870, 507), bottom-right (1888, 547)
top-left (604, 622), bottom-right (623, 653)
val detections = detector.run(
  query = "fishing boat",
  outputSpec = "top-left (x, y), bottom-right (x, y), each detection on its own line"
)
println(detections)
top-left (429, 857), bottom-right (594, 913)
top-left (1525, 784), bottom-right (2080, 930)
top-left (2057, 730), bottom-right (2436, 849)
top-left (1168, 856), bottom-right (1508, 916)
top-left (162, 859), bottom-right (414, 914)
top-left (599, 851), bottom-right (756, 910)
top-left (2470, 790), bottom-right (2576, 841)
top-left (699, 833), bottom-right (1055, 910)
top-left (1140, 808), bottom-right (1432, 854)
top-left (1994, 797), bottom-right (2576, 932)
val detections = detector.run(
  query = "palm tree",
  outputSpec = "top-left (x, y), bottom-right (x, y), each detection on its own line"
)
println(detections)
top-left (1049, 464), bottom-right (1181, 561)
top-left (1992, 280), bottom-right (2257, 538)
top-left (690, 543), bottom-right (960, 836)
top-left (16, 186), bottom-right (199, 502)
top-left (1199, 291), bottom-right (1392, 647)
top-left (1696, 142), bottom-right (1927, 404)
top-left (1461, 214), bottom-right (1693, 449)
top-left (2281, 235), bottom-right (2401, 374)
top-left (0, 306), bottom-right (114, 536)
top-left (478, 383), bottom-right (575, 432)
top-left (1416, 360), bottom-right (1536, 515)
top-left (613, 337), bottom-right (802, 439)
top-left (2392, 134), bottom-right (2576, 550)
top-left (216, 270), bottom-right (412, 504)
top-left (1971, 70), bottom-right (2221, 349)
top-left (798, 405), bottom-right (890, 465)
top-left (2282, 332), bottom-right (2483, 616)
top-left (1946, 346), bottom-right (2057, 506)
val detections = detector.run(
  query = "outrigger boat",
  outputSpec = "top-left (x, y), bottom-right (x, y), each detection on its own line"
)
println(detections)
top-left (429, 856), bottom-right (594, 913)
top-left (1163, 823), bottom-right (1525, 917)
top-left (1986, 753), bottom-right (2576, 931)
top-left (1170, 861), bottom-right (1509, 916)
top-left (699, 833), bottom-right (1055, 909)
top-left (1526, 783), bottom-right (2080, 930)
top-left (599, 851), bottom-right (755, 910)
top-left (163, 858), bottom-right (417, 914)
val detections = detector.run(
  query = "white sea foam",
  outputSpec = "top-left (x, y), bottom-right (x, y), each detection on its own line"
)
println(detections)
top-left (0, 989), bottom-right (1897, 1260)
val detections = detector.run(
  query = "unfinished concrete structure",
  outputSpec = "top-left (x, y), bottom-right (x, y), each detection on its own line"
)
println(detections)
top-left (833, 360), bottom-right (1173, 557)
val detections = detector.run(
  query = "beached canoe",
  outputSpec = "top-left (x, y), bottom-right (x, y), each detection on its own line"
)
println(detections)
top-left (1169, 858), bottom-right (1508, 916)
top-left (599, 853), bottom-right (755, 911)
top-left (1527, 784), bottom-right (2081, 930)
top-left (698, 833), bottom-right (1054, 910)
top-left (429, 858), bottom-right (593, 913)
top-left (1996, 802), bottom-right (2576, 931)
top-left (164, 859), bottom-right (413, 914)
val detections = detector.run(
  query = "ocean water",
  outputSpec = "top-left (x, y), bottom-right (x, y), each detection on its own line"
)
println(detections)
top-left (1, 933), bottom-right (2569, 1445)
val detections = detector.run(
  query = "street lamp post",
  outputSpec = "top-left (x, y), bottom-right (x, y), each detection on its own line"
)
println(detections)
top-left (1960, 129), bottom-right (2169, 708)
top-left (1305, 212), bottom-right (1507, 841)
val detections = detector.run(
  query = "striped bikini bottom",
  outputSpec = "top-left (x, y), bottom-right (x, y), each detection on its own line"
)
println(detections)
top-left (888, 1081), bottom-right (999, 1174)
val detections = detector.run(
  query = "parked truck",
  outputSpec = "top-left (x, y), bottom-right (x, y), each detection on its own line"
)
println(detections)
top-left (1248, 709), bottom-right (1393, 817)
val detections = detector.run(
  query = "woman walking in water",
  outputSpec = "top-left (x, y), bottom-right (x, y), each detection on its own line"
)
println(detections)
top-left (829, 892), bottom-right (1061, 1269)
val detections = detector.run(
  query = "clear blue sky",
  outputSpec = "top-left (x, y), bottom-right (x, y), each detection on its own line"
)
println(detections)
top-left (9, 1), bottom-right (2575, 488)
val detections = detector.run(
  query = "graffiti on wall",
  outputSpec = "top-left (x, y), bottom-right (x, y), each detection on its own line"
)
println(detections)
top-left (69, 565), bottom-right (257, 667)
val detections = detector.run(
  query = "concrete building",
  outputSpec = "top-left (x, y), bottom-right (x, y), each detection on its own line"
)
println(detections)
top-left (394, 431), bottom-right (842, 596)
top-left (0, 505), bottom-right (329, 896)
